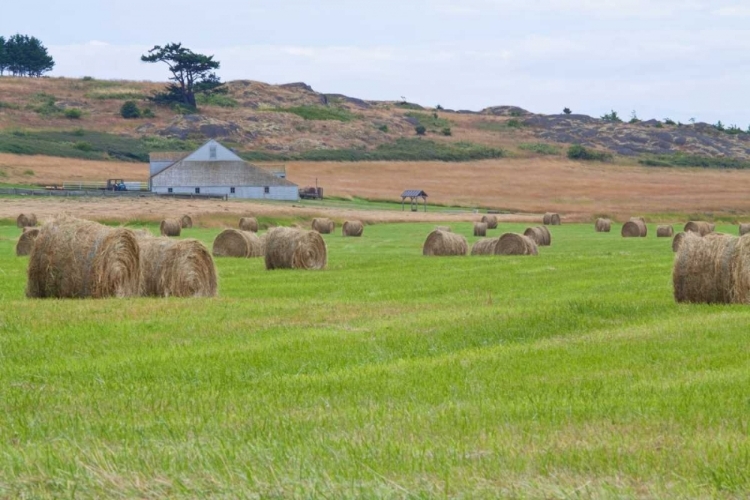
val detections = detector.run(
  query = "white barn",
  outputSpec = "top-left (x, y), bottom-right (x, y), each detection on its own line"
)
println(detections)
top-left (149, 140), bottom-right (298, 200)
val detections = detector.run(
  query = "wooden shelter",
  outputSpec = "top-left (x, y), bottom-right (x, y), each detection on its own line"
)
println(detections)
top-left (401, 190), bottom-right (428, 212)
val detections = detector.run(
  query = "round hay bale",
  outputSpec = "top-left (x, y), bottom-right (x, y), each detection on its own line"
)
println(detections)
top-left (26, 216), bottom-right (140, 299)
top-left (342, 220), bottom-right (364, 237)
top-left (435, 226), bottom-right (452, 233)
top-left (595, 218), bottom-right (611, 232)
top-left (180, 215), bottom-right (193, 229)
top-left (239, 217), bottom-right (259, 232)
top-left (265, 227), bottom-right (327, 270)
top-left (672, 232), bottom-right (687, 252)
top-left (136, 235), bottom-right (217, 297)
top-left (523, 226), bottom-right (551, 246)
top-left (673, 232), bottom-right (737, 303)
top-left (495, 233), bottom-right (538, 255)
top-left (212, 229), bottom-right (263, 258)
top-left (543, 213), bottom-right (561, 225)
top-left (423, 230), bottom-right (468, 256)
top-left (473, 222), bottom-right (488, 237)
top-left (684, 221), bottom-right (714, 236)
top-left (657, 225), bottom-right (674, 238)
top-left (481, 215), bottom-right (498, 229)
top-left (160, 219), bottom-right (182, 237)
top-left (471, 238), bottom-right (497, 255)
top-left (729, 234), bottom-right (750, 304)
top-left (622, 219), bottom-right (647, 238)
top-left (16, 227), bottom-right (40, 256)
top-left (17, 213), bottom-right (37, 228)
top-left (312, 218), bottom-right (335, 234)
top-left (740, 224), bottom-right (750, 236)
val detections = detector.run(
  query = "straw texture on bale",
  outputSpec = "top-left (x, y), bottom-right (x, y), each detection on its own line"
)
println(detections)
top-left (473, 222), bottom-right (488, 237)
top-left (622, 219), bottom-right (647, 237)
top-left (265, 227), bottom-right (327, 270)
top-left (595, 218), bottom-right (611, 232)
top-left (312, 218), bottom-right (335, 234)
top-left (630, 216), bottom-right (646, 224)
top-left (684, 221), bottom-right (714, 236)
top-left (523, 226), bottom-right (551, 246)
top-left (740, 224), bottom-right (750, 236)
top-left (180, 215), bottom-right (193, 229)
top-left (16, 228), bottom-right (40, 256)
top-left (495, 233), bottom-right (539, 255)
top-left (17, 213), bottom-right (37, 228)
top-left (543, 213), bottom-right (561, 225)
top-left (423, 230), bottom-right (468, 256)
top-left (160, 219), bottom-right (182, 237)
top-left (657, 225), bottom-right (674, 237)
top-left (212, 229), bottom-right (264, 258)
top-left (471, 238), bottom-right (497, 255)
top-left (342, 220), bottom-right (364, 237)
top-left (26, 216), bottom-right (140, 299)
top-left (136, 235), bottom-right (217, 297)
top-left (672, 232), bottom-right (687, 253)
top-left (239, 217), bottom-right (259, 232)
top-left (481, 215), bottom-right (498, 229)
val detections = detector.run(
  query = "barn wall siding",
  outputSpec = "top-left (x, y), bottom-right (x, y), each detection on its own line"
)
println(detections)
top-left (152, 186), bottom-right (298, 201)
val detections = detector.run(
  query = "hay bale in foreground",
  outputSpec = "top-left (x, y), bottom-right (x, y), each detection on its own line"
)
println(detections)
top-left (672, 232), bottom-right (687, 252)
top-left (481, 215), bottom-right (498, 229)
top-left (26, 216), bottom-right (140, 298)
top-left (17, 213), bottom-right (37, 228)
top-left (622, 219), bottom-right (647, 237)
top-left (657, 225), bottom-right (674, 238)
top-left (160, 219), bottom-right (182, 237)
top-left (212, 229), bottom-right (264, 258)
top-left (471, 238), bottom-right (497, 255)
top-left (265, 227), bottom-right (327, 270)
top-left (16, 228), bottom-right (40, 256)
top-left (239, 217), bottom-right (259, 232)
top-left (595, 218), bottom-right (611, 232)
top-left (473, 222), bottom-right (488, 237)
top-left (423, 230), bottom-right (468, 257)
top-left (342, 220), bottom-right (364, 237)
top-left (740, 224), bottom-right (750, 236)
top-left (684, 221), bottom-right (714, 236)
top-left (543, 213), bottom-right (561, 225)
top-left (180, 215), bottom-right (193, 229)
top-left (495, 233), bottom-right (538, 255)
top-left (673, 232), bottom-right (740, 303)
top-left (523, 226), bottom-right (551, 246)
top-left (137, 235), bottom-right (217, 297)
top-left (312, 218), bottom-right (335, 234)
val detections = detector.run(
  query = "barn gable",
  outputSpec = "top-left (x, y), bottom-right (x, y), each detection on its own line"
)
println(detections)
top-left (182, 139), bottom-right (243, 163)
top-left (151, 160), bottom-right (296, 188)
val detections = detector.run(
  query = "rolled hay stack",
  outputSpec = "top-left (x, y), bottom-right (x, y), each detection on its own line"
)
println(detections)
top-left (212, 229), bottom-right (264, 258)
top-left (543, 213), bottom-right (561, 225)
top-left (342, 220), bottom-right (364, 237)
top-left (265, 227), bottom-right (327, 270)
top-left (312, 218), bottom-right (335, 234)
top-left (657, 225), bottom-right (675, 238)
top-left (239, 217), bottom-right (259, 232)
top-left (481, 215), bottom-right (498, 229)
top-left (672, 232), bottom-right (687, 253)
top-left (180, 215), bottom-right (193, 229)
top-left (471, 238), bottom-right (497, 255)
top-left (673, 232), bottom-right (743, 304)
top-left (740, 223), bottom-right (750, 236)
top-left (435, 226), bottom-right (452, 232)
top-left (17, 213), bottom-right (37, 228)
top-left (595, 218), bottom-right (611, 232)
top-left (423, 230), bottom-right (468, 257)
top-left (258, 232), bottom-right (268, 254)
top-left (523, 226), bottom-right (551, 246)
top-left (473, 222), bottom-right (488, 237)
top-left (16, 228), bottom-right (40, 256)
top-left (495, 233), bottom-right (538, 255)
top-left (622, 218), bottom-right (648, 238)
top-left (684, 221), bottom-right (714, 236)
top-left (26, 216), bottom-right (140, 299)
top-left (160, 219), bottom-right (182, 237)
top-left (136, 235), bottom-right (217, 297)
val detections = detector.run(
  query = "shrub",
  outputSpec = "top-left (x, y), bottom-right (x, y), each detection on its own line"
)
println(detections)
top-left (378, 125), bottom-right (388, 133)
top-left (715, 121), bottom-right (725, 132)
top-left (601, 110), bottom-right (622, 123)
top-left (82, 76), bottom-right (94, 81)
top-left (664, 118), bottom-right (676, 125)
top-left (73, 141), bottom-right (93, 151)
top-left (441, 127), bottom-right (452, 136)
top-left (415, 125), bottom-right (426, 136)
top-left (120, 101), bottom-right (141, 119)
top-left (567, 144), bottom-right (611, 162)
top-left (64, 108), bottom-right (82, 120)
top-left (506, 119), bottom-right (523, 128)
top-left (563, 107), bottom-right (572, 115)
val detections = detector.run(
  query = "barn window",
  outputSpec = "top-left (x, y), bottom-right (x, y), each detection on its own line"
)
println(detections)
top-left (230, 187), bottom-right (235, 194)
top-left (264, 186), bottom-right (270, 194)
top-left (168, 188), bottom-right (173, 193)
top-left (195, 187), bottom-right (200, 194)
top-left (209, 145), bottom-right (217, 159)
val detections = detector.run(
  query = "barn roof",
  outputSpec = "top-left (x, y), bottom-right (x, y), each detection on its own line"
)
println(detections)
top-left (401, 190), bottom-right (428, 198)
top-left (151, 159), bottom-right (297, 187)
top-left (149, 151), bottom-right (189, 163)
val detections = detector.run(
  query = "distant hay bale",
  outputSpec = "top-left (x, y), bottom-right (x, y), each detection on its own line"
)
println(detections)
top-left (473, 222), bottom-right (488, 237)
top-left (495, 233), bottom-right (538, 255)
top-left (312, 218), bottom-right (335, 234)
top-left (471, 238), bottom-right (497, 255)
top-left (160, 219), bottom-right (182, 237)
top-left (136, 235), bottom-right (217, 297)
top-left (16, 228), bottom-right (40, 256)
top-left (481, 215), bottom-right (498, 229)
top-left (523, 226), bottom-right (551, 246)
top-left (543, 213), bottom-right (561, 225)
top-left (673, 232), bottom-right (740, 304)
top-left (672, 232), bottom-right (687, 253)
top-left (180, 215), bottom-right (193, 229)
top-left (740, 223), bottom-right (750, 236)
top-left (342, 220), bottom-right (364, 237)
top-left (16, 213), bottom-right (37, 228)
top-left (622, 219), bottom-right (647, 237)
top-left (265, 227), bottom-right (327, 270)
top-left (26, 216), bottom-right (140, 299)
top-left (423, 230), bottom-right (468, 256)
top-left (684, 221), bottom-right (714, 236)
top-left (435, 226), bottom-right (452, 232)
top-left (239, 217), bottom-right (259, 232)
top-left (259, 232), bottom-right (268, 254)
top-left (657, 225), bottom-right (674, 238)
top-left (595, 218), bottom-right (611, 232)
top-left (630, 216), bottom-right (646, 224)
top-left (212, 229), bottom-right (263, 258)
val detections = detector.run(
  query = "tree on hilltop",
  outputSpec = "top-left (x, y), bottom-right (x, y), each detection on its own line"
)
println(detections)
top-left (1, 34), bottom-right (54, 77)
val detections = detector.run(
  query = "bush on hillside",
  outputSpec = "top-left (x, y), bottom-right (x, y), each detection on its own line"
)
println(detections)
top-left (120, 101), bottom-right (141, 119)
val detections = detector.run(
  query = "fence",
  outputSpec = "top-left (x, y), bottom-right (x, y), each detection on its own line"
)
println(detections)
top-left (62, 181), bottom-right (149, 191)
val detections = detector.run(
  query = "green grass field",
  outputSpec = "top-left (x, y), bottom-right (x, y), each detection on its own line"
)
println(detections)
top-left (0, 221), bottom-right (749, 498)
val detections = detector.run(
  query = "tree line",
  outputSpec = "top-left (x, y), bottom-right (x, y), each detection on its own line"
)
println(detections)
top-left (0, 34), bottom-right (55, 77)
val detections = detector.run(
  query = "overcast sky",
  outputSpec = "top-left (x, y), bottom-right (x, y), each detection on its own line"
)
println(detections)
top-left (3, 0), bottom-right (749, 124)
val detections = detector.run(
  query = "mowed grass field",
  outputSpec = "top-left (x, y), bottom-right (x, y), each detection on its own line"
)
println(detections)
top-left (0, 221), bottom-right (749, 498)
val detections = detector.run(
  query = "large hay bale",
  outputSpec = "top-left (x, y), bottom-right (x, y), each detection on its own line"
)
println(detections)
top-left (673, 232), bottom-right (738, 303)
top-left (495, 233), bottom-right (538, 255)
top-left (657, 225), bottom-right (674, 238)
top-left (523, 226), bottom-right (551, 246)
top-left (473, 222), bottom-right (488, 237)
top-left (471, 238), bottom-right (497, 255)
top-left (17, 213), bottom-right (37, 228)
top-left (622, 219), bottom-right (647, 237)
top-left (160, 219), bottom-right (182, 237)
top-left (312, 218), bottom-right (335, 234)
top-left (265, 227), bottom-right (327, 270)
top-left (342, 220), bottom-right (364, 237)
top-left (543, 213), bottom-right (561, 225)
top-left (684, 221), bottom-right (714, 236)
top-left (740, 224), bottom-right (750, 236)
top-left (423, 230), bottom-right (468, 256)
top-left (672, 232), bottom-right (687, 253)
top-left (16, 228), bottom-right (40, 256)
top-left (212, 229), bottom-right (263, 258)
top-left (595, 218), bottom-right (611, 232)
top-left (26, 216), bottom-right (140, 299)
top-left (137, 235), bottom-right (217, 297)
top-left (481, 215), bottom-right (498, 229)
top-left (180, 215), bottom-right (193, 229)
top-left (239, 217), bottom-right (259, 232)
